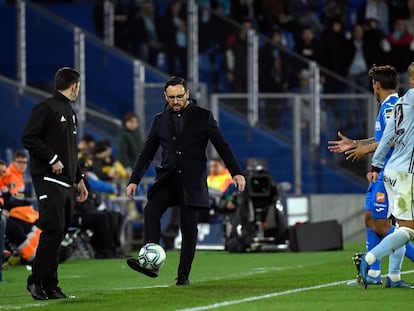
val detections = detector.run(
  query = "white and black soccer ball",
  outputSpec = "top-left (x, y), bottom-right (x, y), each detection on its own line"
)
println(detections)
top-left (138, 243), bottom-right (166, 271)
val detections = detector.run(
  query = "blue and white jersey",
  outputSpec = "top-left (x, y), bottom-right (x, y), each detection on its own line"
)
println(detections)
top-left (372, 88), bottom-right (414, 172)
top-left (375, 93), bottom-right (398, 177)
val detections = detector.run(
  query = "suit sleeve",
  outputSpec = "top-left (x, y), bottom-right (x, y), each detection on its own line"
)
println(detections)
top-left (21, 103), bottom-right (59, 165)
top-left (206, 112), bottom-right (243, 177)
top-left (129, 118), bottom-right (160, 184)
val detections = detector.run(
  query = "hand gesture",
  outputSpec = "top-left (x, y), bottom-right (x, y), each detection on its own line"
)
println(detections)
top-left (328, 131), bottom-right (355, 153)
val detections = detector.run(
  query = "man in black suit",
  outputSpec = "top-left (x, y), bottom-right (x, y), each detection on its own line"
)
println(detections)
top-left (126, 76), bottom-right (246, 285)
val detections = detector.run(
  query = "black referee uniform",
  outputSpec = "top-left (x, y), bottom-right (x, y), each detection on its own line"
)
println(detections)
top-left (22, 90), bottom-right (83, 292)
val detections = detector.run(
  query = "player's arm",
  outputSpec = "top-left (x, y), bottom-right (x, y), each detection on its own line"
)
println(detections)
top-left (345, 141), bottom-right (378, 162)
top-left (353, 137), bottom-right (376, 147)
top-left (328, 131), bottom-right (374, 154)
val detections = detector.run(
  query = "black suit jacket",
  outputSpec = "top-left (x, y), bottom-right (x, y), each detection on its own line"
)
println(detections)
top-left (129, 100), bottom-right (243, 208)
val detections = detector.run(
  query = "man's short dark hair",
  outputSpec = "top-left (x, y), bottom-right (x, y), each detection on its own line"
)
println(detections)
top-left (165, 76), bottom-right (187, 91)
top-left (54, 67), bottom-right (80, 91)
top-left (368, 65), bottom-right (398, 90)
top-left (0, 159), bottom-right (6, 167)
top-left (12, 150), bottom-right (27, 160)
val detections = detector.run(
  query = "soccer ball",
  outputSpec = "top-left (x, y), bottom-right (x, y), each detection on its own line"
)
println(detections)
top-left (138, 243), bottom-right (166, 271)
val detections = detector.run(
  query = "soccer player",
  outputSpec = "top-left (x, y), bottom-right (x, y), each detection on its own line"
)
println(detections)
top-left (361, 63), bottom-right (414, 289)
top-left (328, 65), bottom-right (414, 286)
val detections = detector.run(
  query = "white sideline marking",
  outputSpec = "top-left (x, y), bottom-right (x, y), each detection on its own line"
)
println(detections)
top-left (0, 303), bottom-right (45, 310)
top-left (176, 281), bottom-right (347, 311)
top-left (176, 269), bottom-right (414, 311)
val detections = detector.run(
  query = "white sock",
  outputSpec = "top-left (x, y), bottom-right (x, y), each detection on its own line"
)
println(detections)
top-left (367, 269), bottom-right (381, 278)
top-left (365, 252), bottom-right (377, 265)
top-left (388, 274), bottom-right (401, 282)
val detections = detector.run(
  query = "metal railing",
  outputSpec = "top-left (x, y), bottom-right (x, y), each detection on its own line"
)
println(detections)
top-left (211, 92), bottom-right (375, 194)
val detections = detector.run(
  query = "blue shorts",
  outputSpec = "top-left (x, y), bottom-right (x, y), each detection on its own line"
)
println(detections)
top-left (364, 179), bottom-right (389, 219)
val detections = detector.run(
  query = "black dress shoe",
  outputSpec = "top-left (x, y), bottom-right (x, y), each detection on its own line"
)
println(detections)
top-left (27, 283), bottom-right (48, 300)
top-left (175, 278), bottom-right (190, 286)
top-left (126, 258), bottom-right (158, 278)
top-left (46, 287), bottom-right (68, 299)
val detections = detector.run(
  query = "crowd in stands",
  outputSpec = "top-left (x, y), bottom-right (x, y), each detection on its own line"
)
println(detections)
top-left (1, 111), bottom-right (145, 268)
top-left (87, 0), bottom-right (414, 96)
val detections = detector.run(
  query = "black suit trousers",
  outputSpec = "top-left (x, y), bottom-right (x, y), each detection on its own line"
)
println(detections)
top-left (144, 173), bottom-right (199, 279)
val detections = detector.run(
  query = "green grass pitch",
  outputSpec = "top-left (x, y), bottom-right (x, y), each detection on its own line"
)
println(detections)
top-left (1, 242), bottom-right (413, 311)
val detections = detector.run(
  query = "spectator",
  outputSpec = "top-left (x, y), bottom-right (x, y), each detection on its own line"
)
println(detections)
top-left (259, 27), bottom-right (289, 129)
top-left (92, 139), bottom-right (128, 217)
top-left (1, 151), bottom-right (29, 199)
top-left (255, 0), bottom-right (292, 34)
top-left (294, 26), bottom-right (319, 92)
top-left (74, 154), bottom-right (125, 258)
top-left (127, 0), bottom-right (164, 67)
top-left (225, 18), bottom-right (253, 93)
top-left (93, 0), bottom-right (129, 50)
top-left (347, 24), bottom-right (370, 91)
top-left (77, 134), bottom-right (96, 157)
top-left (0, 157), bottom-right (41, 267)
top-left (323, 0), bottom-right (349, 28)
top-left (287, 0), bottom-right (323, 35)
top-left (117, 112), bottom-right (144, 172)
top-left (318, 18), bottom-right (353, 131)
top-left (317, 18), bottom-right (352, 93)
top-left (382, 18), bottom-right (414, 93)
top-left (163, 0), bottom-right (187, 76)
top-left (0, 159), bottom-right (8, 270)
top-left (363, 18), bottom-right (387, 68)
top-left (293, 26), bottom-right (321, 130)
top-left (357, 0), bottom-right (390, 35)
top-left (405, 0), bottom-right (414, 35)
top-left (92, 139), bottom-right (128, 183)
top-left (230, 0), bottom-right (256, 23)
top-left (346, 24), bottom-right (371, 134)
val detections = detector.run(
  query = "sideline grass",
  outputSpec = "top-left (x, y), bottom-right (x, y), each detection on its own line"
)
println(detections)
top-left (1, 242), bottom-right (413, 310)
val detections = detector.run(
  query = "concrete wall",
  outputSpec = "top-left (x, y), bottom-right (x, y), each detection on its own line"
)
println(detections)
top-left (286, 194), bottom-right (366, 243)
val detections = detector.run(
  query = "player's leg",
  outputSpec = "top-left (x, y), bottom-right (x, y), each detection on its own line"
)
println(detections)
top-left (364, 184), bottom-right (382, 283)
top-left (362, 169), bottom-right (414, 288)
top-left (404, 240), bottom-right (414, 262)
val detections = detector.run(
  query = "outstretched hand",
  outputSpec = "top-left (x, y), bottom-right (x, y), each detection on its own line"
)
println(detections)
top-left (327, 131), bottom-right (355, 153)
